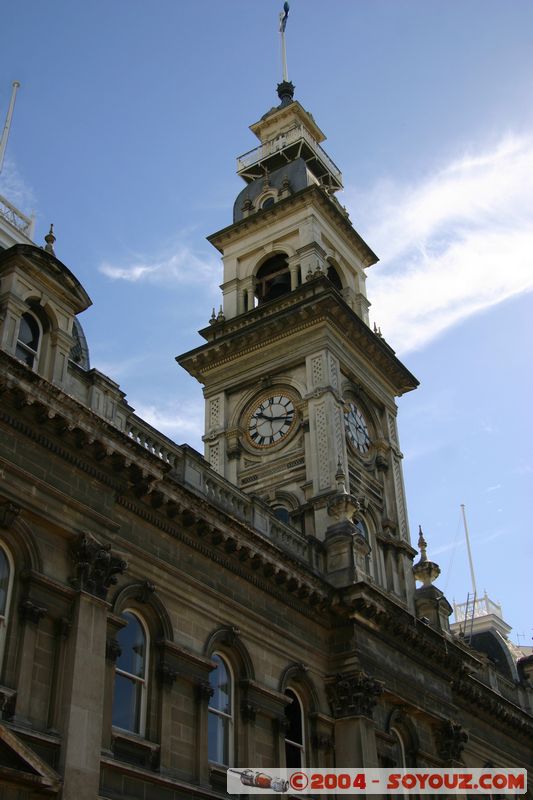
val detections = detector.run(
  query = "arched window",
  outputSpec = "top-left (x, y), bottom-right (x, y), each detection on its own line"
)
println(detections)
top-left (285, 688), bottom-right (305, 768)
top-left (255, 254), bottom-right (290, 305)
top-left (327, 264), bottom-right (342, 290)
top-left (273, 506), bottom-right (291, 525)
top-left (354, 518), bottom-right (373, 577)
top-left (112, 611), bottom-right (149, 735)
top-left (261, 196), bottom-right (275, 210)
top-left (15, 312), bottom-right (42, 369)
top-left (0, 544), bottom-right (14, 670)
top-left (390, 727), bottom-right (406, 767)
top-left (208, 653), bottom-right (234, 765)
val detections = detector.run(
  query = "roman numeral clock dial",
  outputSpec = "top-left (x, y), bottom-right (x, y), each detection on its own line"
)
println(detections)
top-left (246, 394), bottom-right (296, 448)
top-left (344, 401), bottom-right (371, 454)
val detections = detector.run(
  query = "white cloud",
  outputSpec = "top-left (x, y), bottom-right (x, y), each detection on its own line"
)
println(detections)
top-left (347, 135), bottom-right (533, 353)
top-left (132, 402), bottom-right (204, 446)
top-left (0, 158), bottom-right (36, 214)
top-left (99, 240), bottom-right (220, 288)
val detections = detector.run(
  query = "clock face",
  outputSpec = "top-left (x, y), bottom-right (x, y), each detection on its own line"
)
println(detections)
top-left (247, 394), bottom-right (296, 448)
top-left (344, 402), bottom-right (371, 454)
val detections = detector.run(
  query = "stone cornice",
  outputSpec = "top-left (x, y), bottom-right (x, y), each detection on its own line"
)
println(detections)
top-left (178, 278), bottom-right (418, 397)
top-left (207, 184), bottom-right (378, 269)
top-left (451, 674), bottom-right (533, 742)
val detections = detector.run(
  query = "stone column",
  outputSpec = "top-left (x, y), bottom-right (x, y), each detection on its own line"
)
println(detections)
top-left (59, 591), bottom-right (109, 800)
top-left (47, 617), bottom-right (72, 732)
top-left (195, 681), bottom-right (214, 785)
top-left (59, 532), bottom-right (127, 800)
top-left (157, 661), bottom-right (178, 774)
top-left (14, 599), bottom-right (47, 723)
top-left (326, 670), bottom-right (383, 795)
top-left (240, 700), bottom-right (258, 765)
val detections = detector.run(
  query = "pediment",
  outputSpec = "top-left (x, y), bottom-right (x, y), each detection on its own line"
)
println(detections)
top-left (0, 243), bottom-right (92, 314)
top-left (0, 722), bottom-right (61, 792)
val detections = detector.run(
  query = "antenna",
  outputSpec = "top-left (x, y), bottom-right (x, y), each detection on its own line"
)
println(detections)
top-left (0, 81), bottom-right (21, 176)
top-left (279, 2), bottom-right (290, 82)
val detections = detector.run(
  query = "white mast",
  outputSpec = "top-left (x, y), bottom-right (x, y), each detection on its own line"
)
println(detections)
top-left (461, 503), bottom-right (477, 597)
top-left (0, 81), bottom-right (21, 176)
top-left (279, 3), bottom-right (290, 82)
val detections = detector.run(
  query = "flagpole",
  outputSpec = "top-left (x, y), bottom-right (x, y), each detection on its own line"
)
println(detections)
top-left (281, 31), bottom-right (288, 82)
top-left (0, 81), bottom-right (21, 176)
top-left (279, 3), bottom-right (290, 83)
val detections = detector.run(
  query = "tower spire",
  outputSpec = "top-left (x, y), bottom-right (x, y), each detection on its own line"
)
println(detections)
top-left (0, 81), bottom-right (21, 176)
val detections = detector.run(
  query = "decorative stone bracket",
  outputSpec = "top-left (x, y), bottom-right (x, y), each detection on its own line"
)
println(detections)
top-left (326, 671), bottom-right (383, 719)
top-left (19, 599), bottom-right (47, 625)
top-left (69, 531), bottom-right (127, 600)
top-left (157, 662), bottom-right (178, 688)
top-left (0, 501), bottom-right (20, 529)
top-left (437, 720), bottom-right (468, 763)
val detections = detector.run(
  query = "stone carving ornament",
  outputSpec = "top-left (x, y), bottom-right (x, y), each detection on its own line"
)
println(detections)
top-left (70, 531), bottom-right (127, 599)
top-left (326, 671), bottom-right (383, 719)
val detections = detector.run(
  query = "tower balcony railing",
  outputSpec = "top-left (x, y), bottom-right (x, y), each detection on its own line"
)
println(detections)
top-left (236, 124), bottom-right (342, 186)
top-left (453, 593), bottom-right (502, 622)
top-left (0, 193), bottom-right (34, 236)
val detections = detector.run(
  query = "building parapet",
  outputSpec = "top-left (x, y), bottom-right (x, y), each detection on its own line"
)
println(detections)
top-left (0, 193), bottom-right (34, 237)
top-left (126, 415), bottom-right (310, 561)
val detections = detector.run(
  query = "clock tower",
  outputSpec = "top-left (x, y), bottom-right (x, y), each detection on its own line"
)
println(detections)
top-left (178, 81), bottom-right (419, 602)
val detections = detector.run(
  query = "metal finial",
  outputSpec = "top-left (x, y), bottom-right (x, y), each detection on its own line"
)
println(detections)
top-left (209, 308), bottom-right (217, 325)
top-left (277, 80), bottom-right (295, 107)
top-left (335, 458), bottom-right (348, 495)
top-left (44, 223), bottom-right (56, 254)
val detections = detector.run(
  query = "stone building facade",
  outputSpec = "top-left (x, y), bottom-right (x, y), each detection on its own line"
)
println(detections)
top-left (0, 81), bottom-right (532, 799)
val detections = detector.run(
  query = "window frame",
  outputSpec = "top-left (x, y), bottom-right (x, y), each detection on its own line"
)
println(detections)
top-left (284, 687), bottom-right (306, 768)
top-left (15, 311), bottom-right (43, 371)
top-left (112, 609), bottom-right (150, 737)
top-left (390, 726), bottom-right (407, 767)
top-left (0, 542), bottom-right (14, 672)
top-left (208, 651), bottom-right (234, 766)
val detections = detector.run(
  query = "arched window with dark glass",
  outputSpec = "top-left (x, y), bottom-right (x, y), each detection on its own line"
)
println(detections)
top-left (15, 312), bottom-right (41, 369)
top-left (112, 611), bottom-right (149, 735)
top-left (327, 264), bottom-right (343, 291)
top-left (284, 688), bottom-right (305, 768)
top-left (273, 506), bottom-right (291, 525)
top-left (354, 518), bottom-right (373, 577)
top-left (390, 727), bottom-right (406, 767)
top-left (208, 653), bottom-right (233, 765)
top-left (255, 254), bottom-right (290, 305)
top-left (0, 544), bottom-right (14, 670)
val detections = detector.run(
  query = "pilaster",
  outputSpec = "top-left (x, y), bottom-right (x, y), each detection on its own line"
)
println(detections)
top-left (326, 670), bottom-right (382, 769)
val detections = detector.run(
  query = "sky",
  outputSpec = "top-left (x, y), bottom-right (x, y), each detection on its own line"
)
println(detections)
top-left (1, 1), bottom-right (532, 643)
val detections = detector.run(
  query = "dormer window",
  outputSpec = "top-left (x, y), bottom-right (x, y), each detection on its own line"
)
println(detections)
top-left (261, 196), bottom-right (275, 210)
top-left (15, 312), bottom-right (42, 369)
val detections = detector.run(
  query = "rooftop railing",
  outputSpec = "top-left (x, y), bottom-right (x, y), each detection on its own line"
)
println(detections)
top-left (453, 594), bottom-right (503, 622)
top-left (0, 193), bottom-right (34, 236)
top-left (126, 415), bottom-right (309, 562)
top-left (236, 124), bottom-right (342, 186)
